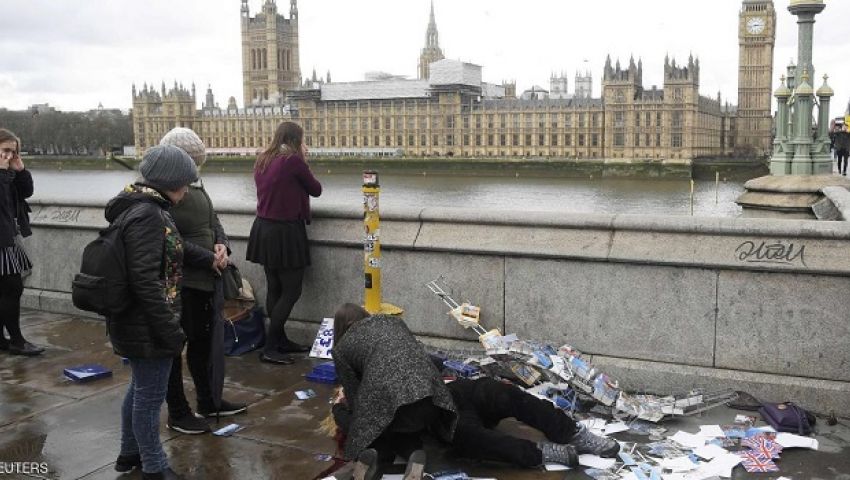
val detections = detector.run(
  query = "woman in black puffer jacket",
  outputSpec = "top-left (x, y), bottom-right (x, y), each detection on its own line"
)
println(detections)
top-left (105, 145), bottom-right (204, 480)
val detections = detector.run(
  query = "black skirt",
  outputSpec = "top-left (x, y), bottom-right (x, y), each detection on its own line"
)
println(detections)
top-left (246, 217), bottom-right (311, 269)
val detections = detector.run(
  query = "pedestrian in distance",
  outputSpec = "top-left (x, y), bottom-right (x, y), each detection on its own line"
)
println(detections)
top-left (0, 128), bottom-right (43, 356)
top-left (247, 121), bottom-right (322, 365)
top-left (105, 145), bottom-right (204, 480)
top-left (833, 123), bottom-right (850, 176)
top-left (158, 128), bottom-right (247, 436)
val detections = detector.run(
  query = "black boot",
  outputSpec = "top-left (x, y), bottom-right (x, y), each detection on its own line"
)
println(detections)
top-left (114, 453), bottom-right (141, 472)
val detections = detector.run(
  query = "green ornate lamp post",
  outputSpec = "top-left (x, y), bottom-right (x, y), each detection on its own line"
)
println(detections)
top-left (769, 0), bottom-right (832, 175)
top-left (738, 0), bottom-right (848, 219)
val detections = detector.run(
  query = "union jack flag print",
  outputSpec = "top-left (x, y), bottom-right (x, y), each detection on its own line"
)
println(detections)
top-left (742, 435), bottom-right (783, 459)
top-left (738, 451), bottom-right (780, 473)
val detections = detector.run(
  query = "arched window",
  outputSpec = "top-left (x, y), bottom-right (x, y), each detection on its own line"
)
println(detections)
top-left (286, 50), bottom-right (291, 71)
top-left (264, 88), bottom-right (268, 100)
top-left (262, 49), bottom-right (268, 69)
top-left (251, 49), bottom-right (256, 70)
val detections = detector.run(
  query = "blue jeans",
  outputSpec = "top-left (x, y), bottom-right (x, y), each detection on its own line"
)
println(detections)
top-left (120, 357), bottom-right (173, 474)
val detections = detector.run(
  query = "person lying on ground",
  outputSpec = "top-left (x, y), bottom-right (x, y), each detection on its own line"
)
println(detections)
top-left (328, 306), bottom-right (619, 478)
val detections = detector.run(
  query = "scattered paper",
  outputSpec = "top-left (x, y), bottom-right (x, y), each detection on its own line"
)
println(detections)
top-left (702, 452), bottom-right (742, 478)
top-left (669, 431), bottom-right (706, 449)
top-left (212, 423), bottom-right (243, 437)
top-left (579, 454), bottom-right (617, 470)
top-left (605, 421), bottom-right (631, 435)
top-left (295, 389), bottom-right (316, 400)
top-left (776, 432), bottom-right (819, 450)
top-left (659, 456), bottom-right (698, 472)
top-left (580, 418), bottom-right (607, 431)
top-left (543, 463), bottom-right (570, 471)
top-left (692, 443), bottom-right (727, 460)
top-left (696, 425), bottom-right (724, 438)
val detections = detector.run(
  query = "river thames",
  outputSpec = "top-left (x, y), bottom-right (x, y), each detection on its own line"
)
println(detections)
top-left (31, 170), bottom-right (746, 217)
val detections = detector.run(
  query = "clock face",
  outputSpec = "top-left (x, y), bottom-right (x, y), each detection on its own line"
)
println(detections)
top-left (747, 16), bottom-right (766, 35)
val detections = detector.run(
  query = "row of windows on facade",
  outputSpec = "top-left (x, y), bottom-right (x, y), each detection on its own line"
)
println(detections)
top-left (189, 132), bottom-right (687, 150)
top-left (249, 48), bottom-right (292, 71)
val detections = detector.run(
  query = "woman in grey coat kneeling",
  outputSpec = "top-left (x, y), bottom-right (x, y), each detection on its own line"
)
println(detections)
top-left (331, 303), bottom-right (458, 480)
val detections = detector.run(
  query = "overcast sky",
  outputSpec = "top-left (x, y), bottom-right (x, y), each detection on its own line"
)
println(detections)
top-left (2, 0), bottom-right (849, 117)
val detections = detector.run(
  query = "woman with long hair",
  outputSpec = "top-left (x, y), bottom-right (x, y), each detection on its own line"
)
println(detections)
top-left (0, 128), bottom-right (43, 356)
top-left (247, 121), bottom-right (322, 364)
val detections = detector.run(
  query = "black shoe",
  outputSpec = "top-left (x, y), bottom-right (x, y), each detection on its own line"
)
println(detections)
top-left (0, 337), bottom-right (9, 352)
top-left (198, 399), bottom-right (248, 418)
top-left (167, 412), bottom-right (211, 434)
top-left (353, 448), bottom-right (380, 480)
top-left (259, 350), bottom-right (295, 365)
top-left (115, 453), bottom-right (141, 472)
top-left (278, 340), bottom-right (310, 354)
top-left (142, 467), bottom-right (183, 480)
top-left (9, 341), bottom-right (44, 356)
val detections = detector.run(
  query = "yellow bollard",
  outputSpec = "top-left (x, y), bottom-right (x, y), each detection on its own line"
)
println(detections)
top-left (362, 171), bottom-right (403, 316)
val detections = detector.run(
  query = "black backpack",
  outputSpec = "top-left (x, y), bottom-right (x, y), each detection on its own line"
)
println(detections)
top-left (72, 210), bottom-right (132, 316)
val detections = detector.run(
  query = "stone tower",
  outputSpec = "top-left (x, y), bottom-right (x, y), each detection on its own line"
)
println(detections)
top-left (575, 71), bottom-right (593, 99)
top-left (418, 1), bottom-right (445, 80)
top-left (736, 0), bottom-right (776, 156)
top-left (241, 0), bottom-right (301, 107)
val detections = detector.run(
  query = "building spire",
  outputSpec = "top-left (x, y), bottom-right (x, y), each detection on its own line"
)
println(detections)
top-left (426, 0), bottom-right (439, 48)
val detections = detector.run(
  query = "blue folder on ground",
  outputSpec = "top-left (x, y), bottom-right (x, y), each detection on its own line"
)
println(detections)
top-left (63, 364), bottom-right (113, 383)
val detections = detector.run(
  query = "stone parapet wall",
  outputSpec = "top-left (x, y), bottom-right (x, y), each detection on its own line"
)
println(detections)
top-left (22, 199), bottom-right (850, 415)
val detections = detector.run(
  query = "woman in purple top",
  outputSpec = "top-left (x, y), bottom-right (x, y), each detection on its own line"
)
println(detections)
top-left (247, 122), bottom-right (322, 365)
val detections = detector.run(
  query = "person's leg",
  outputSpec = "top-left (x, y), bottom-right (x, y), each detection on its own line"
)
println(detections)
top-left (129, 357), bottom-right (174, 474)
top-left (182, 289), bottom-right (214, 408)
top-left (119, 368), bottom-right (139, 457)
top-left (470, 378), bottom-right (577, 443)
top-left (450, 416), bottom-right (543, 468)
top-left (263, 266), bottom-right (285, 354)
top-left (268, 267), bottom-right (306, 352)
top-left (0, 273), bottom-right (25, 344)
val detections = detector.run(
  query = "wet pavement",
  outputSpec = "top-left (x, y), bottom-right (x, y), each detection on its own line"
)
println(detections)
top-left (1, 310), bottom-right (849, 480)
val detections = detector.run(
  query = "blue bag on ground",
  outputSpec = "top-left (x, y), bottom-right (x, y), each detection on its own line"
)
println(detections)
top-left (223, 301), bottom-right (265, 356)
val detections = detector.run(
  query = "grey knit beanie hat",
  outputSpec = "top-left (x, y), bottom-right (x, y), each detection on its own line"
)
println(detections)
top-left (139, 145), bottom-right (198, 191)
top-left (160, 127), bottom-right (207, 167)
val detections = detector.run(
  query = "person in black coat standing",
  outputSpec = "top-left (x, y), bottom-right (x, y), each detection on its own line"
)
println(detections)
top-left (106, 145), bottom-right (203, 480)
top-left (0, 128), bottom-right (42, 356)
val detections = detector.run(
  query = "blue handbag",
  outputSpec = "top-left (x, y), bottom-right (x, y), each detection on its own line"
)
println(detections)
top-left (223, 303), bottom-right (265, 356)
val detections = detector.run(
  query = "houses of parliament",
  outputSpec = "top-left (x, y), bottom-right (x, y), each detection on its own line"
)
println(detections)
top-left (132, 0), bottom-right (777, 161)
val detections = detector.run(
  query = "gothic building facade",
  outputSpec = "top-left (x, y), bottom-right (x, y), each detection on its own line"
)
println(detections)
top-left (132, 0), bottom-right (775, 161)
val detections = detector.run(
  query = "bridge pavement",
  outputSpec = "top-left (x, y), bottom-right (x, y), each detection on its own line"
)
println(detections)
top-left (1, 310), bottom-right (848, 480)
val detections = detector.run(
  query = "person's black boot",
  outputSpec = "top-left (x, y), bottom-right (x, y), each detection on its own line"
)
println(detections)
top-left (197, 399), bottom-right (248, 418)
top-left (8, 341), bottom-right (44, 356)
top-left (0, 336), bottom-right (9, 352)
top-left (142, 467), bottom-right (184, 479)
top-left (568, 424), bottom-right (620, 458)
top-left (538, 442), bottom-right (578, 467)
top-left (114, 453), bottom-right (141, 472)
top-left (259, 350), bottom-right (295, 365)
top-left (167, 412), bottom-right (211, 435)
top-left (278, 339), bottom-right (310, 354)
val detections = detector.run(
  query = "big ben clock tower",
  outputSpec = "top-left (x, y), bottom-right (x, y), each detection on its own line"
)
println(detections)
top-left (736, 0), bottom-right (777, 156)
